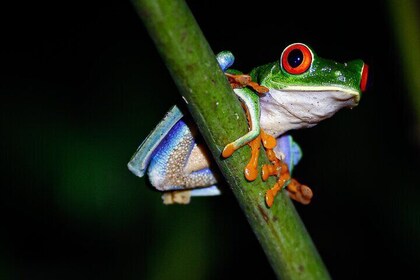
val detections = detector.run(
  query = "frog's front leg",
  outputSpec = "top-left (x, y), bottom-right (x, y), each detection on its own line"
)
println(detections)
top-left (216, 51), bottom-right (268, 180)
top-left (216, 50), bottom-right (311, 204)
top-left (221, 87), bottom-right (261, 159)
top-left (217, 51), bottom-right (263, 160)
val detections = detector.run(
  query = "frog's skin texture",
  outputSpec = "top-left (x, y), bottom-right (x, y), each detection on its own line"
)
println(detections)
top-left (128, 105), bottom-right (301, 204)
top-left (128, 43), bottom-right (368, 206)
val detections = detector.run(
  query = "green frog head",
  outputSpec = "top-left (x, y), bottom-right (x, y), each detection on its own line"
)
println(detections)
top-left (252, 43), bottom-right (369, 137)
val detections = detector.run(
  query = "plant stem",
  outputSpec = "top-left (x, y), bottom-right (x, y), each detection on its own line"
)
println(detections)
top-left (387, 0), bottom-right (420, 123)
top-left (131, 0), bottom-right (330, 278)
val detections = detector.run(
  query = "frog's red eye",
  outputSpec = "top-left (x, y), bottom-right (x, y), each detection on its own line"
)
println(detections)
top-left (281, 43), bottom-right (313, 75)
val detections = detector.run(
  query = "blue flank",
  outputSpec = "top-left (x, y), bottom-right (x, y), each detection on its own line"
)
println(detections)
top-left (275, 135), bottom-right (303, 174)
top-left (127, 105), bottom-right (183, 177)
top-left (147, 119), bottom-right (192, 190)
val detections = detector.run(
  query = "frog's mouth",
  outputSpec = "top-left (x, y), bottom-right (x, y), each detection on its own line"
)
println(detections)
top-left (281, 85), bottom-right (361, 104)
top-left (259, 86), bottom-right (360, 137)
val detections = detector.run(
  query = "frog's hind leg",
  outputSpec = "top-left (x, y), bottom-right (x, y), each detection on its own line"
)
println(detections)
top-left (160, 154), bottom-right (221, 204)
top-left (148, 120), bottom-right (220, 204)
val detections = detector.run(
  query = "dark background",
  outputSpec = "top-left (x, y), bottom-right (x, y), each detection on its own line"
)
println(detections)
top-left (1, 0), bottom-right (419, 279)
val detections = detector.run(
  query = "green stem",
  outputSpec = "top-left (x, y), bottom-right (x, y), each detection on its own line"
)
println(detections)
top-left (387, 0), bottom-right (420, 122)
top-left (131, 0), bottom-right (330, 278)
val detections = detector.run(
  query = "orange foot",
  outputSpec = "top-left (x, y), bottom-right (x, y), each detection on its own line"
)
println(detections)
top-left (244, 135), bottom-right (261, 181)
top-left (260, 131), bottom-right (313, 207)
top-left (286, 179), bottom-right (313, 205)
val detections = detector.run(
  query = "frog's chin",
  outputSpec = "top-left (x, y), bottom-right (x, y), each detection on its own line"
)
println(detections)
top-left (260, 86), bottom-right (360, 138)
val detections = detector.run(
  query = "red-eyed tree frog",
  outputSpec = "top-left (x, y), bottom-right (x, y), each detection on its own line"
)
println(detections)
top-left (128, 43), bottom-right (369, 207)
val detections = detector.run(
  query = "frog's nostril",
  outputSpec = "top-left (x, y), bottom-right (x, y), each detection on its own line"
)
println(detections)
top-left (360, 63), bottom-right (370, 92)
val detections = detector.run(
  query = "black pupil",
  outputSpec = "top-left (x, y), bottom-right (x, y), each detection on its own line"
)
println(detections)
top-left (287, 49), bottom-right (303, 68)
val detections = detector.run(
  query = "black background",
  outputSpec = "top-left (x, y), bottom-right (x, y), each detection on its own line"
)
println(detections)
top-left (1, 0), bottom-right (419, 279)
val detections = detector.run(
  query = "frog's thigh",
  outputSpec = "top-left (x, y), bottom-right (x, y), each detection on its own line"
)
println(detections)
top-left (148, 121), bottom-right (218, 191)
top-left (183, 143), bottom-right (218, 189)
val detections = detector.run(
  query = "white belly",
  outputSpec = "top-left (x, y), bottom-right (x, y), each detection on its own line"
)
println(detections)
top-left (259, 88), bottom-right (358, 138)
